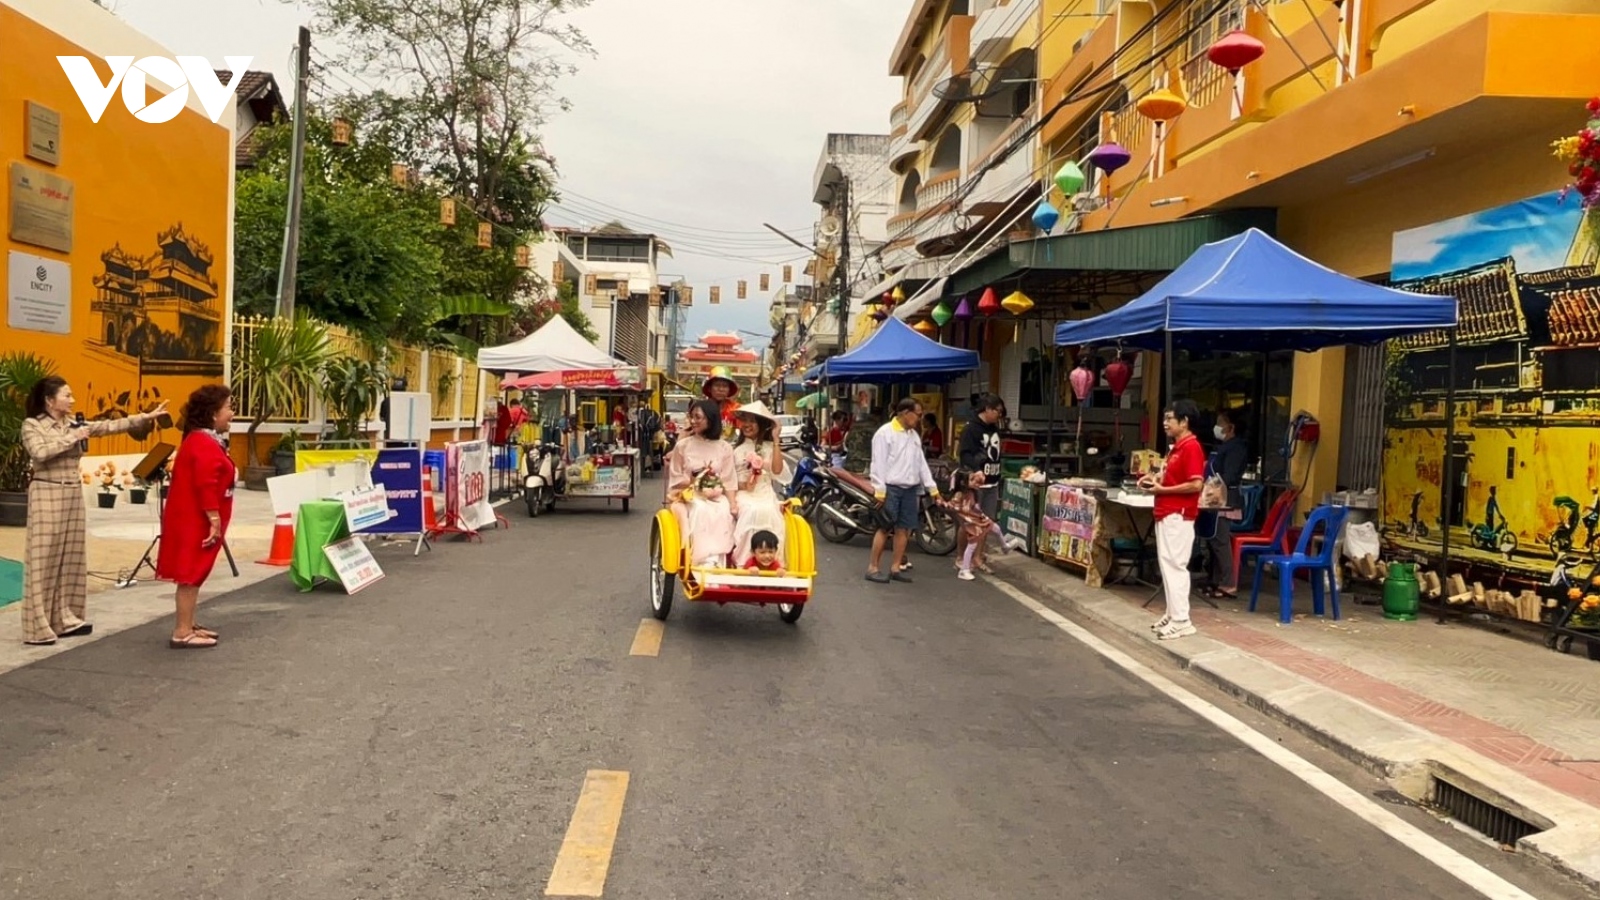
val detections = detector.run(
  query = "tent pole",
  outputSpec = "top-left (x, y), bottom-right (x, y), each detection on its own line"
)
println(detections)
top-left (1437, 328), bottom-right (1457, 624)
top-left (1164, 329), bottom-right (1174, 448)
top-left (1043, 323), bottom-right (1057, 475)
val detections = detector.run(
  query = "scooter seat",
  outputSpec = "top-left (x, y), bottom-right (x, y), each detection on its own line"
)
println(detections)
top-left (830, 467), bottom-right (876, 496)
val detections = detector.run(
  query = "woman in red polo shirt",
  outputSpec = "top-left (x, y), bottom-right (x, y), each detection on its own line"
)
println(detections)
top-left (1138, 399), bottom-right (1206, 641)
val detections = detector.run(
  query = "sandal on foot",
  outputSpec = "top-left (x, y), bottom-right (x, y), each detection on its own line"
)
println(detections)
top-left (192, 624), bottom-right (218, 639)
top-left (169, 633), bottom-right (218, 649)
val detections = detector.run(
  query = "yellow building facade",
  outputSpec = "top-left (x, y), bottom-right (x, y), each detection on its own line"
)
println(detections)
top-left (1, 0), bottom-right (235, 456)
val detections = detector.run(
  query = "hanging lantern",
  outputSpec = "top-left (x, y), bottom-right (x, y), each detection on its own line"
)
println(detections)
top-left (1088, 141), bottom-right (1132, 174)
top-left (1053, 160), bottom-right (1086, 196)
top-left (954, 296), bottom-right (974, 320)
top-left (1104, 354), bottom-right (1133, 399)
top-left (476, 222), bottom-right (492, 248)
top-left (440, 197), bottom-right (456, 226)
top-left (976, 287), bottom-right (1000, 317)
top-left (931, 300), bottom-right (954, 327)
top-left (1207, 30), bottom-right (1266, 74)
top-left (913, 319), bottom-right (938, 337)
top-left (1069, 362), bottom-right (1095, 405)
top-left (331, 117), bottom-right (353, 146)
top-left (515, 245), bottom-right (530, 268)
top-left (1001, 290), bottom-right (1034, 317)
top-left (1031, 200), bottom-right (1061, 233)
top-left (891, 284), bottom-right (906, 303)
top-left (390, 163), bottom-right (409, 186)
top-left (1136, 87), bottom-right (1188, 122)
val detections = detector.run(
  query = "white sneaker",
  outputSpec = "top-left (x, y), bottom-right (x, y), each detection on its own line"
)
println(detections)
top-left (1155, 619), bottom-right (1198, 641)
top-left (1001, 536), bottom-right (1026, 554)
top-left (1150, 614), bottom-right (1171, 632)
top-left (957, 569), bottom-right (976, 581)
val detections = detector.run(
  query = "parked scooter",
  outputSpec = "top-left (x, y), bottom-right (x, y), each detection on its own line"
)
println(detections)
top-left (520, 441), bottom-right (566, 517)
top-left (785, 444), bottom-right (829, 519)
top-left (812, 465), bottom-right (958, 556)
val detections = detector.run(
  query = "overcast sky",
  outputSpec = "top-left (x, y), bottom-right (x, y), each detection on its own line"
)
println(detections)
top-left (108, 0), bottom-right (907, 350)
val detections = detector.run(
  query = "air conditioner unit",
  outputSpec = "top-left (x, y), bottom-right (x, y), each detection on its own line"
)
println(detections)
top-left (1070, 192), bottom-right (1101, 213)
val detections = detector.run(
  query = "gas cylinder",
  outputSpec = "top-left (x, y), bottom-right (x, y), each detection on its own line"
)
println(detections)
top-left (1382, 562), bottom-right (1420, 621)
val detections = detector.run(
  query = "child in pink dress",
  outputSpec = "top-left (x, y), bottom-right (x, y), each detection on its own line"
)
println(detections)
top-left (949, 469), bottom-right (1024, 581)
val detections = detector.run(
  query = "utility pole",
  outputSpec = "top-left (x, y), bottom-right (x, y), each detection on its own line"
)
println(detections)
top-left (835, 175), bottom-right (851, 353)
top-left (274, 26), bottom-right (312, 319)
top-left (666, 282), bottom-right (683, 379)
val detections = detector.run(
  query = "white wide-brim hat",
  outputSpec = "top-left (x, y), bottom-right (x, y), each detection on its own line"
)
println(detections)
top-left (733, 400), bottom-right (778, 426)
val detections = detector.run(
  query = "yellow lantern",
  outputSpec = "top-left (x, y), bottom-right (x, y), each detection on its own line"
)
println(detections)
top-left (515, 245), bottom-right (530, 268)
top-left (912, 319), bottom-right (937, 337)
top-left (1136, 87), bottom-right (1188, 122)
top-left (477, 222), bottom-right (493, 248)
top-left (331, 117), bottom-right (353, 146)
top-left (390, 163), bottom-right (409, 186)
top-left (891, 285), bottom-right (906, 303)
top-left (439, 197), bottom-right (456, 226)
top-left (1001, 290), bottom-right (1034, 316)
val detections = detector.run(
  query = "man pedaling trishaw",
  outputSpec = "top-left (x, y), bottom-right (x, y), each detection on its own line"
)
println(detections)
top-left (648, 397), bottom-right (816, 624)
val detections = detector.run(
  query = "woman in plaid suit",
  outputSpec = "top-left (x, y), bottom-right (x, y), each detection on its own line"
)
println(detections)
top-left (19, 377), bottom-right (167, 646)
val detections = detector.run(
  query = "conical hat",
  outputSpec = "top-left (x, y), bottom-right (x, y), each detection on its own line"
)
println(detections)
top-left (733, 400), bottom-right (777, 425)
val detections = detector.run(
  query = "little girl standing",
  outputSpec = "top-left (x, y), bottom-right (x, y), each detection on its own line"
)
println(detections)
top-left (949, 469), bottom-right (1023, 581)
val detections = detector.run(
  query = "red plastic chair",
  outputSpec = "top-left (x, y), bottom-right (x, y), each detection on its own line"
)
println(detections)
top-left (1227, 488), bottom-right (1300, 590)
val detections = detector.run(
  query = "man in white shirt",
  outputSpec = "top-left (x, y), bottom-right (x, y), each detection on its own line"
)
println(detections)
top-left (866, 398), bottom-right (942, 584)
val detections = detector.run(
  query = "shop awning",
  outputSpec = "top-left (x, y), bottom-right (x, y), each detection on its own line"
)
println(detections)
top-left (477, 315), bottom-right (622, 375)
top-left (815, 317), bottom-right (979, 385)
top-left (795, 391), bottom-right (829, 410)
top-left (1053, 228), bottom-right (1459, 353)
top-left (501, 366), bottom-right (647, 392)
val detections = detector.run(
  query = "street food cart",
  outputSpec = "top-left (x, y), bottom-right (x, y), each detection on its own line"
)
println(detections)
top-left (501, 367), bottom-right (646, 515)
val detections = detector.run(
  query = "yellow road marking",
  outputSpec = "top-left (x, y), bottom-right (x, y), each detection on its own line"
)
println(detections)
top-left (545, 769), bottom-right (630, 897)
top-left (629, 619), bottom-right (664, 657)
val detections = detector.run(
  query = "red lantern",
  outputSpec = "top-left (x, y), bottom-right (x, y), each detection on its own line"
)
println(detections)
top-left (1104, 355), bottom-right (1133, 400)
top-left (1207, 30), bottom-right (1265, 74)
top-left (977, 287), bottom-right (1000, 317)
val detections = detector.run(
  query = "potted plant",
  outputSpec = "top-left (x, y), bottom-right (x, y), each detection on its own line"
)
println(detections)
top-left (0, 352), bottom-right (58, 527)
top-left (234, 315), bottom-right (332, 489)
top-left (128, 477), bottom-right (149, 505)
top-left (322, 354), bottom-right (389, 443)
top-left (272, 429), bottom-right (301, 476)
top-left (96, 473), bottom-right (120, 508)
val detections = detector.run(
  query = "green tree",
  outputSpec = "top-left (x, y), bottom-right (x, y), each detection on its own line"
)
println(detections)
top-left (514, 279), bottom-right (598, 344)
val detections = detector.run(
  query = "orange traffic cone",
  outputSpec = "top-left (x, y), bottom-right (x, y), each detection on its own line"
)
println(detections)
top-left (258, 511), bottom-right (295, 566)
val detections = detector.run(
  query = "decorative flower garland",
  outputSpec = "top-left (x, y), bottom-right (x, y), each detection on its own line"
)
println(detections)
top-left (1551, 97), bottom-right (1600, 207)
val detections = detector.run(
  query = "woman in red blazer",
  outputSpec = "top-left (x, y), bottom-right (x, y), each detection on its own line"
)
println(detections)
top-left (157, 384), bottom-right (237, 649)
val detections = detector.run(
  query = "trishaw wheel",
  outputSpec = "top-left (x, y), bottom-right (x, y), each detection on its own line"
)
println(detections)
top-left (650, 520), bottom-right (674, 620)
top-left (778, 601), bottom-right (803, 624)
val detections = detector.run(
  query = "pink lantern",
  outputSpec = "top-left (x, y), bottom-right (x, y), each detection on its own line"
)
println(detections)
top-left (1069, 362), bottom-right (1095, 405)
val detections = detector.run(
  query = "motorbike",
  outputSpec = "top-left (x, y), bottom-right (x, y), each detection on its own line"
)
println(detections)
top-left (812, 465), bottom-right (958, 556)
top-left (520, 441), bottom-right (566, 517)
top-left (785, 444), bottom-right (829, 519)
top-left (1467, 516), bottom-right (1517, 557)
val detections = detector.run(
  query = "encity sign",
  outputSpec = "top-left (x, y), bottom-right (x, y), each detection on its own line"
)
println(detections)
top-left (56, 56), bottom-right (253, 124)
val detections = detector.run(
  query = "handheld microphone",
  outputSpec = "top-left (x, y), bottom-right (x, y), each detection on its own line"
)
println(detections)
top-left (74, 413), bottom-right (88, 451)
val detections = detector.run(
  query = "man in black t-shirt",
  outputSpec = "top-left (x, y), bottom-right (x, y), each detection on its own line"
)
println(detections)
top-left (956, 393), bottom-right (1005, 573)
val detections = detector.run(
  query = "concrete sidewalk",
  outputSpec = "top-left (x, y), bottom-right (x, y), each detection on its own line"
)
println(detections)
top-left (0, 488), bottom-right (281, 674)
top-left (989, 552), bottom-right (1600, 890)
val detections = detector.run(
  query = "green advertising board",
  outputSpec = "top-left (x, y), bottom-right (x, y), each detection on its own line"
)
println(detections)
top-left (998, 478), bottom-right (1040, 555)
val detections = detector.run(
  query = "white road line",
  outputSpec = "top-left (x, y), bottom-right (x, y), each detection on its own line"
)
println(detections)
top-left (988, 581), bottom-right (1539, 900)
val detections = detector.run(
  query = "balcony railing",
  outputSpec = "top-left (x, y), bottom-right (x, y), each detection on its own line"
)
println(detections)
top-left (972, 0), bottom-right (1040, 63)
top-left (916, 171), bottom-right (960, 210)
top-left (890, 100), bottom-right (910, 134)
top-left (909, 40), bottom-right (950, 110)
top-left (887, 212), bottom-right (917, 243)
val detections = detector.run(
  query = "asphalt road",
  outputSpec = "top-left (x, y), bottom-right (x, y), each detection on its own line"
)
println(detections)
top-left (0, 498), bottom-right (1587, 899)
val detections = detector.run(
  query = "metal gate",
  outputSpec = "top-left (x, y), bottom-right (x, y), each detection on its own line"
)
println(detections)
top-left (1339, 342), bottom-right (1386, 491)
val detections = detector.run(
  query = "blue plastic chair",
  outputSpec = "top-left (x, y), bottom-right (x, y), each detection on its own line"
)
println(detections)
top-left (1249, 505), bottom-right (1352, 625)
top-left (1236, 497), bottom-right (1296, 588)
top-left (1238, 484), bottom-right (1264, 531)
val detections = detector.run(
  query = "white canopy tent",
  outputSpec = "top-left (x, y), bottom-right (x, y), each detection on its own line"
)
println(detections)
top-left (476, 315), bottom-right (621, 375)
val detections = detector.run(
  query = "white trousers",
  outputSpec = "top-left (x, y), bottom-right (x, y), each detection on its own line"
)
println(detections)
top-left (1155, 513), bottom-right (1196, 622)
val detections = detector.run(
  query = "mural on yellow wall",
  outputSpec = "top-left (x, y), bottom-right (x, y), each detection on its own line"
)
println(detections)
top-left (1383, 192), bottom-right (1600, 580)
top-left (1, 6), bottom-right (231, 458)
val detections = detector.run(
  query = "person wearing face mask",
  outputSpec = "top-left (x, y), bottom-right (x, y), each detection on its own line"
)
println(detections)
top-left (18, 376), bottom-right (168, 646)
top-left (1201, 409), bottom-right (1250, 599)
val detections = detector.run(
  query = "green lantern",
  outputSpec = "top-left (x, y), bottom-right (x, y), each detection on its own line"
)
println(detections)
top-left (1054, 160), bottom-right (1086, 196)
top-left (930, 299), bottom-right (954, 327)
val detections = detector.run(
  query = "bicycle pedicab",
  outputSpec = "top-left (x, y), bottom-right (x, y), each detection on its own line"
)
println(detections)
top-left (648, 500), bottom-right (817, 624)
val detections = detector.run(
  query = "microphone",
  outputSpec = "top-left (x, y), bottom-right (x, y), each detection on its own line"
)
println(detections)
top-left (74, 413), bottom-right (88, 451)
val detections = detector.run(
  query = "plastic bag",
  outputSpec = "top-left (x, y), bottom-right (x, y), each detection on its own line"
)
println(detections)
top-left (1198, 474), bottom-right (1227, 509)
top-left (1343, 520), bottom-right (1380, 562)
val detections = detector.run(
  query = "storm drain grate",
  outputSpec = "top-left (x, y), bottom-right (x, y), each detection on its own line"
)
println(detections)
top-left (1429, 778), bottom-right (1543, 846)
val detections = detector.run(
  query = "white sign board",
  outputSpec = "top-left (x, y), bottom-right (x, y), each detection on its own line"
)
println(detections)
top-left (322, 536), bottom-right (385, 594)
top-left (340, 484), bottom-right (391, 532)
top-left (8, 251), bottom-right (70, 334)
top-left (386, 391), bottom-right (432, 442)
top-left (454, 440), bottom-right (496, 531)
top-left (265, 463), bottom-right (375, 519)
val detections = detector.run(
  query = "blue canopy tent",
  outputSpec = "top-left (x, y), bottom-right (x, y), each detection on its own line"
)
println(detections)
top-left (814, 316), bottom-right (979, 385)
top-left (1052, 226), bottom-right (1463, 592)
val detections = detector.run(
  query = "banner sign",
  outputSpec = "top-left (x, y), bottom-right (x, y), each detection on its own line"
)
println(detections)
top-left (322, 536), bottom-right (385, 594)
top-left (998, 478), bottom-right (1037, 555)
top-left (503, 367), bottom-right (646, 392)
top-left (340, 484), bottom-right (391, 533)
top-left (565, 465), bottom-right (632, 497)
top-left (446, 440), bottom-right (496, 531)
top-left (296, 448), bottom-right (378, 474)
top-left (367, 448), bottom-right (425, 534)
top-left (1040, 484), bottom-right (1096, 567)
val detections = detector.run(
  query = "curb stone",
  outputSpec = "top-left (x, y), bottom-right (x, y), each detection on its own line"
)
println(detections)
top-left (987, 553), bottom-right (1600, 892)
